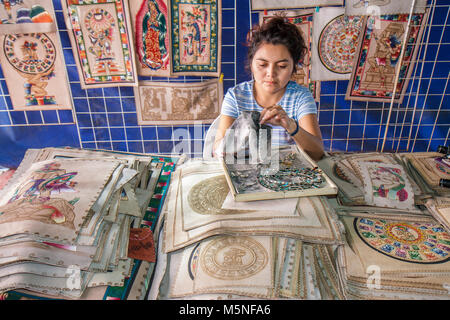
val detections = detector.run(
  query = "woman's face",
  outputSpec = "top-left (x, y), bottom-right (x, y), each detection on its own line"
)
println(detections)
top-left (251, 42), bottom-right (294, 96)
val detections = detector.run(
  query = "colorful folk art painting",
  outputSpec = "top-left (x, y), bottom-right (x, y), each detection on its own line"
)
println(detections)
top-left (354, 218), bottom-right (450, 264)
top-left (0, 158), bottom-right (119, 242)
top-left (62, 0), bottom-right (138, 88)
top-left (346, 13), bottom-right (427, 103)
top-left (0, 0), bottom-right (73, 111)
top-left (129, 0), bottom-right (172, 77)
top-left (134, 79), bottom-right (222, 125)
top-left (261, 11), bottom-right (320, 101)
top-left (0, 161), bottom-right (79, 229)
top-left (311, 7), bottom-right (363, 81)
top-left (0, 0), bottom-right (54, 24)
top-left (360, 162), bottom-right (415, 210)
top-left (171, 0), bottom-right (220, 76)
top-left (409, 154), bottom-right (450, 190)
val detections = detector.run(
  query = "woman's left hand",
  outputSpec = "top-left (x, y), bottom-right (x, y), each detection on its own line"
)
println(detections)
top-left (259, 105), bottom-right (297, 133)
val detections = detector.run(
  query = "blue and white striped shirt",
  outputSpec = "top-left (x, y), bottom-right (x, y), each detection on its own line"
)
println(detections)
top-left (221, 80), bottom-right (317, 145)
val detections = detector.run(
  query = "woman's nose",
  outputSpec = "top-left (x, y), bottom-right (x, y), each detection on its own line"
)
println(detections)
top-left (266, 65), bottom-right (276, 78)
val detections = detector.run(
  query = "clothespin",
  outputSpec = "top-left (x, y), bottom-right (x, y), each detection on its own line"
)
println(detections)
top-left (219, 73), bottom-right (224, 83)
top-left (315, 6), bottom-right (320, 13)
top-left (264, 9), bottom-right (267, 15)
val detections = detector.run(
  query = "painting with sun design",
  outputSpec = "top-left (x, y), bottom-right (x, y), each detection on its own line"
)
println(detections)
top-left (0, 0), bottom-right (73, 111)
top-left (62, 0), bottom-right (138, 89)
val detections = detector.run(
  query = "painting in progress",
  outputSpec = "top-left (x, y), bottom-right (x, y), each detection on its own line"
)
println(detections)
top-left (171, 0), bottom-right (221, 76)
top-left (0, 0), bottom-right (72, 110)
top-left (129, 0), bottom-right (172, 77)
top-left (62, 0), bottom-right (138, 88)
top-left (346, 13), bottom-right (427, 103)
top-left (135, 79), bottom-right (223, 125)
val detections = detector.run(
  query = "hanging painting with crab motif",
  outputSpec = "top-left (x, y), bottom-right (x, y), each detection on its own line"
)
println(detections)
top-left (129, 0), bottom-right (172, 77)
top-left (170, 0), bottom-right (221, 76)
top-left (0, 0), bottom-right (72, 111)
top-left (62, 0), bottom-right (138, 89)
top-left (346, 12), bottom-right (428, 103)
top-left (259, 10), bottom-right (320, 101)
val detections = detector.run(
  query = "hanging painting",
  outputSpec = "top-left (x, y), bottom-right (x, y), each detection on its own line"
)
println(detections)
top-left (346, 12), bottom-right (428, 104)
top-left (345, 0), bottom-right (427, 16)
top-left (61, 0), bottom-right (138, 89)
top-left (0, 0), bottom-right (72, 111)
top-left (170, 0), bottom-right (221, 76)
top-left (134, 79), bottom-right (223, 125)
top-left (128, 0), bottom-right (172, 77)
top-left (311, 7), bottom-right (363, 81)
top-left (251, 0), bottom-right (343, 10)
top-left (260, 10), bottom-right (320, 101)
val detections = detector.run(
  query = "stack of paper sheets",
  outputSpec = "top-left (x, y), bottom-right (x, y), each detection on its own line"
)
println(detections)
top-left (318, 151), bottom-right (450, 300)
top-left (338, 215), bottom-right (450, 300)
top-left (149, 158), bottom-right (347, 299)
top-left (318, 152), bottom-right (430, 219)
top-left (0, 147), bottom-right (164, 299)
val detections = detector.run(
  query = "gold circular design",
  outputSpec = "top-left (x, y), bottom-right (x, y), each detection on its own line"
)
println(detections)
top-left (187, 175), bottom-right (253, 215)
top-left (200, 236), bottom-right (268, 280)
top-left (385, 222), bottom-right (424, 245)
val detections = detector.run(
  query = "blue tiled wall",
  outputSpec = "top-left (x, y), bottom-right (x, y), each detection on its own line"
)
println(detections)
top-left (0, 0), bottom-right (448, 168)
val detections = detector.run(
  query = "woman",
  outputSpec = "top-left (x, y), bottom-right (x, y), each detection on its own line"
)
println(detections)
top-left (214, 16), bottom-right (324, 161)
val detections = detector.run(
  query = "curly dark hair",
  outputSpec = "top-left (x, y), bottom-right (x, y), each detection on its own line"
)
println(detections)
top-left (246, 15), bottom-right (307, 74)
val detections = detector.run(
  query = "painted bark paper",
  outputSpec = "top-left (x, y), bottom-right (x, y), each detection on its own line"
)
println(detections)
top-left (0, 0), bottom-right (54, 26)
top-left (128, 0), bottom-right (172, 77)
top-left (134, 79), bottom-right (223, 125)
top-left (311, 7), bottom-right (363, 81)
top-left (251, 0), bottom-right (343, 10)
top-left (260, 10), bottom-right (320, 101)
top-left (345, 0), bottom-right (427, 16)
top-left (62, 0), bottom-right (138, 89)
top-left (0, 0), bottom-right (72, 111)
top-left (0, 158), bottom-right (120, 243)
top-left (346, 13), bottom-right (427, 103)
top-left (171, 0), bottom-right (221, 76)
top-left (359, 161), bottom-right (415, 210)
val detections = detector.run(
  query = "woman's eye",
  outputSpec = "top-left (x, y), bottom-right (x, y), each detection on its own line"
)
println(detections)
top-left (278, 65), bottom-right (288, 69)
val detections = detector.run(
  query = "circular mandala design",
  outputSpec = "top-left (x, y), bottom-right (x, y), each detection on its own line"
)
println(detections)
top-left (200, 236), bottom-right (268, 280)
top-left (318, 15), bottom-right (362, 74)
top-left (354, 218), bottom-right (450, 264)
top-left (84, 8), bottom-right (115, 36)
top-left (3, 33), bottom-right (56, 74)
top-left (187, 175), bottom-right (254, 215)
